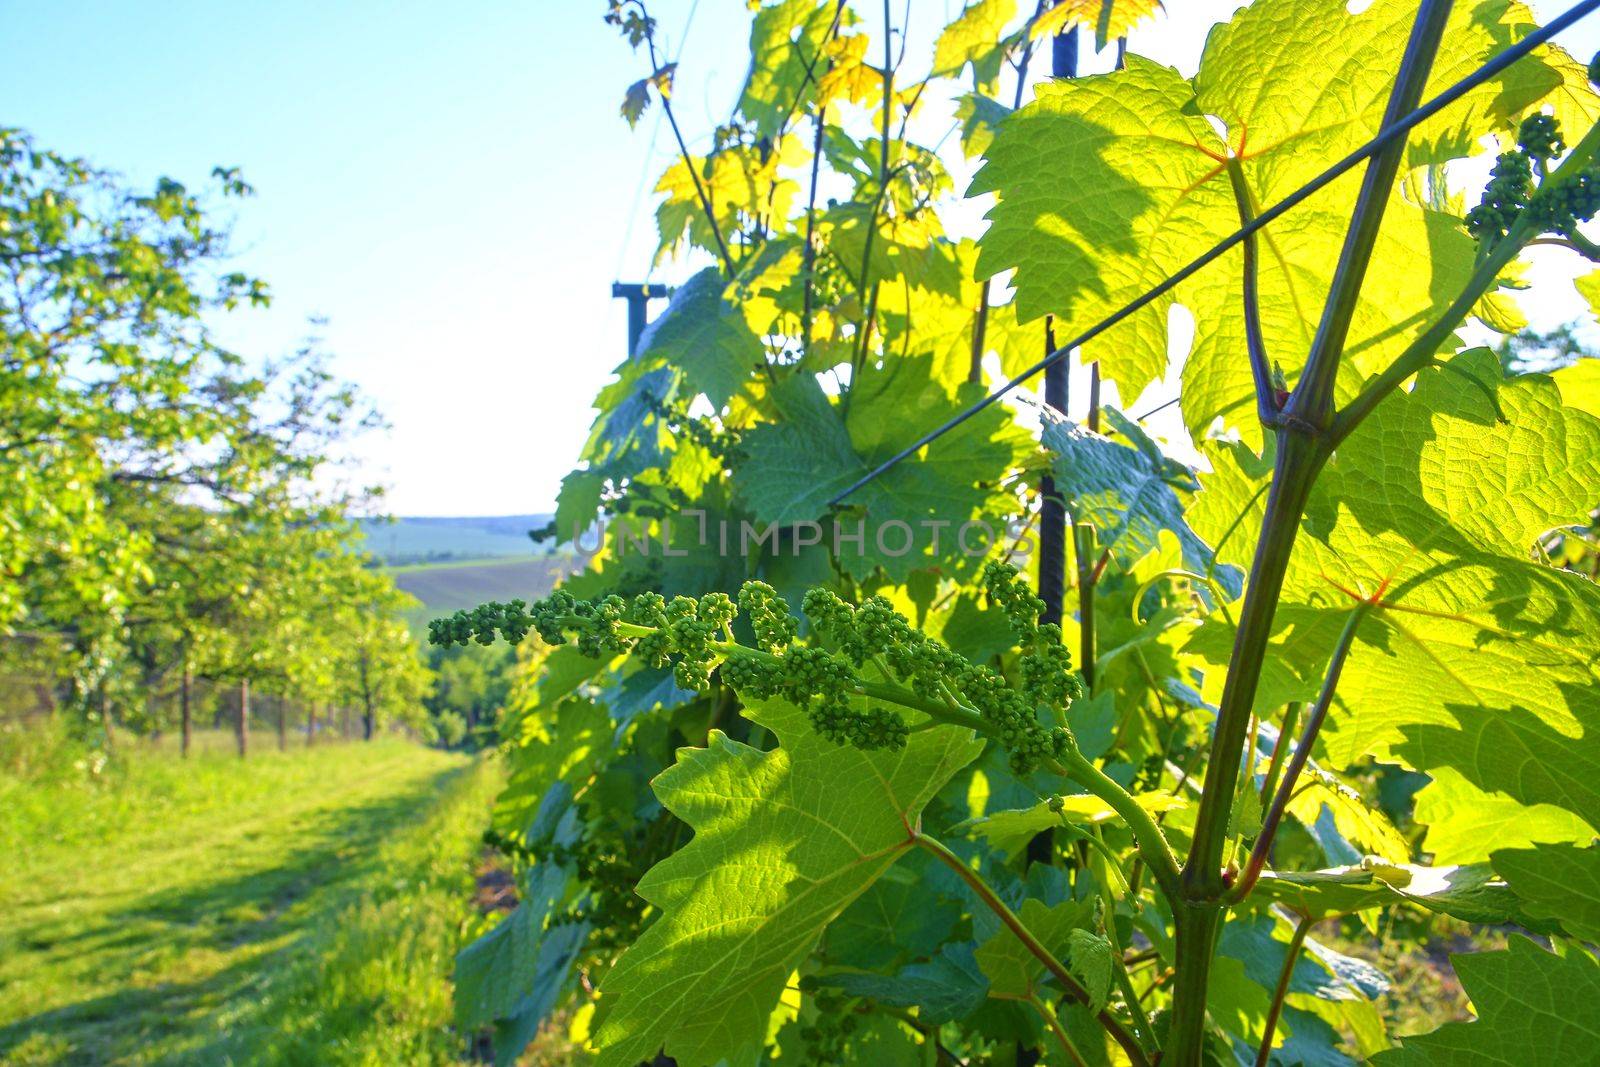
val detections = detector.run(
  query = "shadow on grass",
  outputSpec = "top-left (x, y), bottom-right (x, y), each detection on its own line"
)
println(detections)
top-left (0, 763), bottom-right (471, 1066)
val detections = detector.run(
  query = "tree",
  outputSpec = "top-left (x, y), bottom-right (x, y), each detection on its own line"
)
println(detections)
top-left (0, 128), bottom-right (428, 753)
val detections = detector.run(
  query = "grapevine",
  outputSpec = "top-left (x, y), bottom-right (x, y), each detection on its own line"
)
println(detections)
top-left (432, 561), bottom-right (1084, 769)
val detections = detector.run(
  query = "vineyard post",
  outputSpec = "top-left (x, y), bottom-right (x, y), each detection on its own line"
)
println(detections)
top-left (1162, 3), bottom-right (1453, 1061)
top-left (1018, 27), bottom-right (1081, 1066)
top-left (179, 660), bottom-right (192, 758)
top-left (237, 678), bottom-right (250, 758)
top-left (611, 282), bottom-right (670, 357)
top-left (277, 694), bottom-right (288, 751)
top-left (307, 701), bottom-right (318, 746)
top-left (99, 685), bottom-right (114, 751)
top-left (1036, 26), bottom-right (1077, 636)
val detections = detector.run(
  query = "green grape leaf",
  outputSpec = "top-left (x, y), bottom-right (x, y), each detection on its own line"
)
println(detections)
top-left (635, 267), bottom-right (762, 410)
top-left (1552, 355), bottom-right (1600, 417)
top-left (877, 239), bottom-right (1047, 389)
top-left (1376, 938), bottom-right (1600, 1065)
top-left (953, 791), bottom-right (1186, 859)
top-left (494, 697), bottom-right (614, 839)
top-left (1491, 843), bottom-right (1600, 943)
top-left (1413, 766), bottom-right (1596, 864)
top-left (586, 698), bottom-right (982, 1066)
top-left (1283, 352), bottom-right (1600, 849)
top-left (1066, 929), bottom-right (1114, 1014)
top-left (975, 896), bottom-right (1094, 998)
top-left (732, 361), bottom-right (1020, 581)
top-left (1042, 407), bottom-right (1244, 594)
top-left (825, 855), bottom-right (962, 970)
top-left (824, 942), bottom-right (991, 1024)
top-left (955, 93), bottom-right (1011, 160)
top-left (971, 55), bottom-right (1227, 399)
top-left (553, 468), bottom-right (605, 544)
top-left (455, 863), bottom-right (588, 1064)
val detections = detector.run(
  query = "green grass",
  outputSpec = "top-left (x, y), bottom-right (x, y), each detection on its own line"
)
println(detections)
top-left (0, 731), bottom-right (502, 1066)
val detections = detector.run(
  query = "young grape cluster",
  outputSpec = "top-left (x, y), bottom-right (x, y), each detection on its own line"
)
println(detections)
top-left (429, 563), bottom-right (1086, 772)
top-left (1466, 112), bottom-right (1600, 245)
top-left (642, 393), bottom-right (742, 460)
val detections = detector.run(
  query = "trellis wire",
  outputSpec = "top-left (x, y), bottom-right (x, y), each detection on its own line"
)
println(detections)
top-left (827, 0), bottom-right (1600, 505)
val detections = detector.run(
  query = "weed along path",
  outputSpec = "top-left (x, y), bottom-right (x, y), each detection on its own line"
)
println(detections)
top-left (0, 740), bottom-right (500, 1066)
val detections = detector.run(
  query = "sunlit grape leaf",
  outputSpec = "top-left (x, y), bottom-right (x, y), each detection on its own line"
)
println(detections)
top-left (1412, 767), bottom-right (1595, 863)
top-left (586, 698), bottom-right (982, 1066)
top-left (1491, 843), bottom-right (1600, 943)
top-left (972, 56), bottom-right (1228, 399)
top-left (955, 93), bottom-right (1011, 159)
top-left (975, 0), bottom-right (1589, 436)
top-left (1251, 862), bottom-right (1517, 922)
top-left (1279, 352), bottom-right (1600, 847)
top-left (1032, 0), bottom-right (1164, 50)
top-left (656, 139), bottom-right (801, 263)
top-left (740, 0), bottom-right (852, 138)
top-left (934, 0), bottom-right (1018, 93)
top-left (1376, 938), bottom-right (1600, 1064)
top-left (877, 240), bottom-right (1047, 388)
top-left (953, 791), bottom-right (1186, 858)
top-left (1552, 355), bottom-right (1600, 417)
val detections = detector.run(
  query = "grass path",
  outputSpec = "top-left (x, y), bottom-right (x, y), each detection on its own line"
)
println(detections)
top-left (0, 739), bottom-right (500, 1066)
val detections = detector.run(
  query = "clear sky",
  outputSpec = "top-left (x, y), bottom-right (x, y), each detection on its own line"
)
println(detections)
top-left (5, 1), bottom-right (1598, 516)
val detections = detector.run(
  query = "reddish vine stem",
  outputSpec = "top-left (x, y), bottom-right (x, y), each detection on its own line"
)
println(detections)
top-left (1229, 603), bottom-right (1370, 903)
top-left (1226, 159), bottom-right (1280, 423)
top-left (912, 833), bottom-right (1152, 1067)
top-left (1255, 913), bottom-right (1314, 1066)
top-left (1284, 0), bottom-right (1454, 428)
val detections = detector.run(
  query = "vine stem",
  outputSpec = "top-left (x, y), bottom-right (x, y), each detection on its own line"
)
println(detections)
top-left (1027, 991), bottom-right (1088, 1067)
top-left (1258, 701), bottom-right (1300, 807)
top-left (636, 0), bottom-right (736, 275)
top-left (912, 833), bottom-right (1151, 1067)
top-left (1090, 827), bottom-right (1159, 1051)
top-left (1283, 0), bottom-right (1453, 429)
top-left (1168, 8), bottom-right (1452, 1060)
top-left (1255, 913), bottom-right (1314, 1067)
top-left (1230, 603), bottom-right (1371, 903)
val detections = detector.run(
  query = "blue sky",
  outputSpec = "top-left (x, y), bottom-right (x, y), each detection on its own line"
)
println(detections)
top-left (5, 1), bottom-right (1598, 515)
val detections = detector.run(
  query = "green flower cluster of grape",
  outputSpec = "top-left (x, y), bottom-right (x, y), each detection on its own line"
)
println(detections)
top-left (642, 393), bottom-right (742, 459)
top-left (1466, 113), bottom-right (1600, 244)
top-left (429, 563), bottom-right (1086, 772)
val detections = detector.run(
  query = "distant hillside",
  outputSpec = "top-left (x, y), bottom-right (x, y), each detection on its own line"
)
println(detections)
top-left (358, 514), bottom-right (552, 565)
top-left (390, 557), bottom-right (570, 619)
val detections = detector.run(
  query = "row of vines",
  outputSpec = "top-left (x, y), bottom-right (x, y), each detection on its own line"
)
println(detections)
top-left (445, 0), bottom-right (1600, 1063)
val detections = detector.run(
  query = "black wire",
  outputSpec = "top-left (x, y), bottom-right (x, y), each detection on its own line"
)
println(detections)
top-left (828, 0), bottom-right (1600, 506)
